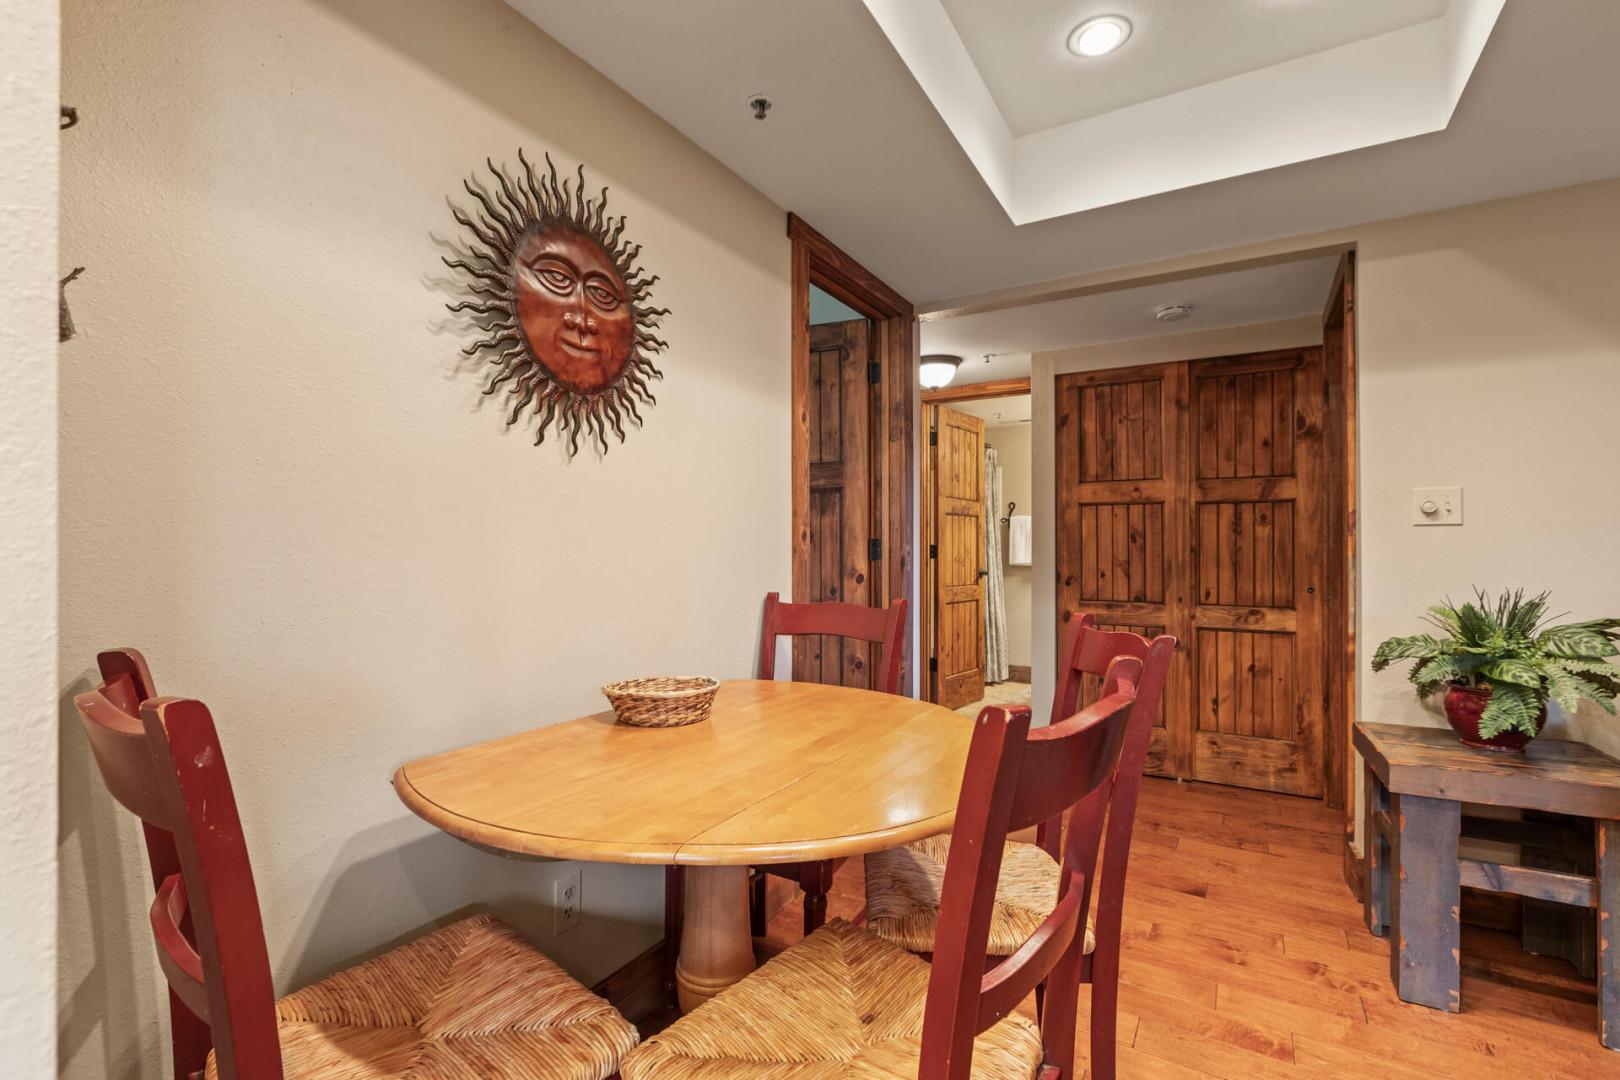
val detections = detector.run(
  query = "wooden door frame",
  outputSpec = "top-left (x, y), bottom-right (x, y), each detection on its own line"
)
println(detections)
top-left (919, 378), bottom-right (1031, 702)
top-left (789, 213), bottom-right (918, 694)
top-left (920, 376), bottom-right (1030, 405)
top-left (1322, 252), bottom-right (1361, 881)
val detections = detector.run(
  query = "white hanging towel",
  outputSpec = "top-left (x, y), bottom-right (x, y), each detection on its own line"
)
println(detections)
top-left (1007, 515), bottom-right (1033, 566)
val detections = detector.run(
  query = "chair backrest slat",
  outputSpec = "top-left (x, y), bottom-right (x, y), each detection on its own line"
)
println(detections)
top-left (756, 591), bottom-right (909, 694)
top-left (73, 649), bottom-right (283, 1079)
top-left (76, 674), bottom-right (172, 825)
top-left (150, 873), bottom-right (212, 1023)
top-left (1003, 660), bottom-right (1138, 836)
top-left (919, 656), bottom-right (1143, 1080)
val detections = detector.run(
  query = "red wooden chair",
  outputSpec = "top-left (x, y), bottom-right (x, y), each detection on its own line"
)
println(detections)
top-left (621, 658), bottom-right (1144, 1079)
top-left (662, 593), bottom-right (908, 999)
top-left (864, 613), bottom-right (1176, 1079)
top-left (73, 649), bottom-right (638, 1080)
top-left (752, 591), bottom-right (909, 932)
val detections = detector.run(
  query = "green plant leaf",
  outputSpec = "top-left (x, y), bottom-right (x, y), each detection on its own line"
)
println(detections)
top-left (1371, 634), bottom-right (1445, 671)
top-left (1548, 659), bottom-right (1620, 699)
top-left (1413, 655), bottom-right (1466, 688)
top-left (1423, 604), bottom-right (1463, 637)
top-left (1545, 670), bottom-right (1586, 713)
top-left (1546, 670), bottom-right (1618, 715)
top-left (1478, 683), bottom-right (1539, 739)
top-left (1456, 600), bottom-right (1499, 647)
top-left (1539, 624), bottom-right (1620, 659)
top-left (1480, 658), bottom-right (1543, 688)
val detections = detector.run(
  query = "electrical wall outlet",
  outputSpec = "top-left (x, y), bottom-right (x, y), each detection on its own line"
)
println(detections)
top-left (1412, 486), bottom-right (1463, 526)
top-left (554, 868), bottom-right (582, 935)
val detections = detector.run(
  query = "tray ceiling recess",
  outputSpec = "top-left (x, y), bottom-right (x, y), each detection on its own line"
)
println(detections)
top-left (863, 0), bottom-right (1506, 225)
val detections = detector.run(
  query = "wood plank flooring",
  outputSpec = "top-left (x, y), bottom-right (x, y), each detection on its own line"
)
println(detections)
top-left (756, 777), bottom-right (1612, 1078)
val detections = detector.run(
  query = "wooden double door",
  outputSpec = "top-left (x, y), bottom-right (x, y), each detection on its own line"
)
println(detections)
top-left (1056, 349), bottom-right (1330, 797)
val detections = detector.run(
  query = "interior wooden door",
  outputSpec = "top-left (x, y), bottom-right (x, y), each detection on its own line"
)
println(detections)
top-left (1054, 363), bottom-right (1189, 777)
top-left (794, 319), bottom-right (876, 688)
top-left (933, 404), bottom-right (986, 709)
top-left (1056, 349), bottom-right (1329, 796)
top-left (1188, 350), bottom-right (1325, 796)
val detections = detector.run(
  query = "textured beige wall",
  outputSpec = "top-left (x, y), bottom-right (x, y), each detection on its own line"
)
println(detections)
top-left (56, 2), bottom-right (789, 1077)
top-left (2, 0), bottom-right (59, 1075)
top-left (1032, 180), bottom-right (1620, 769)
top-left (987, 422), bottom-right (1033, 671)
top-left (1351, 181), bottom-right (1620, 756)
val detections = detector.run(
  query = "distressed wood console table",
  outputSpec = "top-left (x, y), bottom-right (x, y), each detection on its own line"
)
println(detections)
top-left (1355, 721), bottom-right (1620, 1049)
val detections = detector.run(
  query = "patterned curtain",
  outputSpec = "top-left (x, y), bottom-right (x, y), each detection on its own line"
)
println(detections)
top-left (984, 446), bottom-right (1010, 684)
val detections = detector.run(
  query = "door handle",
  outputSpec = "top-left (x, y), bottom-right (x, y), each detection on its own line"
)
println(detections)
top-left (977, 568), bottom-right (988, 580)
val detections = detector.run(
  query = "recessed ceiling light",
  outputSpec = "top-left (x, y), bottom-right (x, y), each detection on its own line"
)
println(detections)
top-left (1068, 15), bottom-right (1132, 58)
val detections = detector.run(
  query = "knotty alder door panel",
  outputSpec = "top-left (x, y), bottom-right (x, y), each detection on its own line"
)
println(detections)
top-left (934, 405), bottom-right (985, 709)
top-left (796, 320), bottom-right (877, 688)
top-left (1057, 350), bottom-right (1328, 796)
top-left (1056, 363), bottom-right (1189, 778)
top-left (1189, 351), bottom-right (1324, 796)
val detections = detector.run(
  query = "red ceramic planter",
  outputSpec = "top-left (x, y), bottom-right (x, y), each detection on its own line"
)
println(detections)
top-left (1443, 682), bottom-right (1547, 752)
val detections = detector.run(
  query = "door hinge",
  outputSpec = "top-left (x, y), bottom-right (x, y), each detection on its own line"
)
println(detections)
top-left (868, 361), bottom-right (881, 385)
top-left (929, 429), bottom-right (938, 446)
top-left (868, 537), bottom-right (882, 562)
top-left (928, 543), bottom-right (937, 560)
top-left (929, 657), bottom-right (938, 673)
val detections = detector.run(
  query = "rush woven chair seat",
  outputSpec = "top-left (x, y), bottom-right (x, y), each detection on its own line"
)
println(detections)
top-left (863, 616), bottom-right (1176, 1078)
top-left (866, 836), bottom-right (1092, 959)
top-left (623, 919), bottom-right (1042, 1079)
top-left (204, 914), bottom-right (636, 1079)
top-left (73, 648), bottom-right (638, 1080)
top-left (627, 657), bottom-right (1146, 1079)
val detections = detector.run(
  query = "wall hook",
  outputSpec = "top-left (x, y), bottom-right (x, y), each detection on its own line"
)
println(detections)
top-left (60, 267), bottom-right (85, 342)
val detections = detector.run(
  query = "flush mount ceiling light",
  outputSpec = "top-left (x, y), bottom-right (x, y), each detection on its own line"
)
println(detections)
top-left (919, 354), bottom-right (963, 389)
top-left (1067, 15), bottom-right (1132, 58)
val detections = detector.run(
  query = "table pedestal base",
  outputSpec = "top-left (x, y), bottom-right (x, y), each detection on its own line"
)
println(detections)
top-left (675, 866), bottom-right (754, 1012)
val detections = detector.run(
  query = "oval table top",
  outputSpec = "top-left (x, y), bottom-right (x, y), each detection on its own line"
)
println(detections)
top-left (393, 679), bottom-right (973, 866)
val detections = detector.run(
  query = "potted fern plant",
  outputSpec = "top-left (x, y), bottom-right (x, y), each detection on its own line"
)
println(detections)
top-left (1372, 589), bottom-right (1620, 751)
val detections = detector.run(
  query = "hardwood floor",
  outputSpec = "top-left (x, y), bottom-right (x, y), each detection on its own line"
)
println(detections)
top-left (753, 777), bottom-right (1611, 1078)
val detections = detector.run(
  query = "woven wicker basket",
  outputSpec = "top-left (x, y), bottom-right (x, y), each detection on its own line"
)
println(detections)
top-left (602, 676), bottom-right (720, 728)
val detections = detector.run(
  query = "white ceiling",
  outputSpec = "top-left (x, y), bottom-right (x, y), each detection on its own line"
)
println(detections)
top-left (508, 0), bottom-right (1620, 306)
top-left (949, 394), bottom-right (1033, 426)
top-left (939, 0), bottom-right (1449, 134)
top-left (922, 255), bottom-right (1340, 369)
top-left (865, 0), bottom-right (1502, 223)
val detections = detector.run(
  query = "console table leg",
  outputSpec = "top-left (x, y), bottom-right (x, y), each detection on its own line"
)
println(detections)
top-left (1364, 764), bottom-right (1390, 937)
top-left (1600, 819), bottom-right (1618, 1050)
top-left (1390, 793), bottom-right (1461, 1012)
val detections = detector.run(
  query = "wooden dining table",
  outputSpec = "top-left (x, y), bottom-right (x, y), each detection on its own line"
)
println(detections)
top-left (393, 678), bottom-right (973, 1011)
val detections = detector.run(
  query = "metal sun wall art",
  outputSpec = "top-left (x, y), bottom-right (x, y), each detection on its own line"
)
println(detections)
top-left (443, 151), bottom-right (668, 456)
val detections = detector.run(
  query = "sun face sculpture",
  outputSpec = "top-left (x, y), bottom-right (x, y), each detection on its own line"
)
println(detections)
top-left (443, 151), bottom-right (668, 455)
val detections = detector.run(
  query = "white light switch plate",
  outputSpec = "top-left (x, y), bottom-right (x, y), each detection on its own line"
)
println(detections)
top-left (1413, 486), bottom-right (1463, 526)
